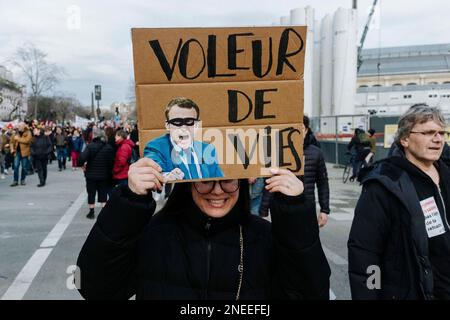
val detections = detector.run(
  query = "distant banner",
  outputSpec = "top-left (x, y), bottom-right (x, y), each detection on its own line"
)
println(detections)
top-left (74, 116), bottom-right (91, 129)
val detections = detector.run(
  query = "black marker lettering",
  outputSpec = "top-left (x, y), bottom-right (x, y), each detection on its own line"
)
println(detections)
top-left (228, 90), bottom-right (253, 123)
top-left (276, 28), bottom-right (304, 75)
top-left (278, 127), bottom-right (302, 171)
top-left (252, 38), bottom-right (273, 78)
top-left (255, 89), bottom-right (277, 120)
top-left (178, 39), bottom-right (206, 80)
top-left (148, 39), bottom-right (183, 81)
top-left (228, 33), bottom-right (253, 70)
top-left (208, 35), bottom-right (236, 78)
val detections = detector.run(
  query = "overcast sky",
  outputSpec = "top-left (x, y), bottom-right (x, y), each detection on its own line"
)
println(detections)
top-left (1, 0), bottom-right (450, 107)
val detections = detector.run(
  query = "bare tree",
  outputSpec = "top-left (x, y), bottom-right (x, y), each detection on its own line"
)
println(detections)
top-left (6, 95), bottom-right (23, 121)
top-left (11, 43), bottom-right (64, 120)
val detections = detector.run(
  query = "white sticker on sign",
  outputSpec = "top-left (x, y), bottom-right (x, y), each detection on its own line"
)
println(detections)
top-left (420, 196), bottom-right (446, 238)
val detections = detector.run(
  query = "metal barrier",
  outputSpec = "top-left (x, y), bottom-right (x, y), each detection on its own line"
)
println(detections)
top-left (311, 114), bottom-right (402, 166)
top-left (312, 113), bottom-right (450, 166)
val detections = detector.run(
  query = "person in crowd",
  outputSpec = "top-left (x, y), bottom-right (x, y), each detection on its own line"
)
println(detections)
top-left (70, 129), bottom-right (84, 171)
top-left (348, 105), bottom-right (450, 300)
top-left (78, 128), bottom-right (115, 219)
top-left (83, 123), bottom-right (94, 145)
top-left (10, 122), bottom-right (32, 187)
top-left (3, 126), bottom-right (13, 175)
top-left (365, 128), bottom-right (377, 165)
top-left (112, 130), bottom-right (135, 186)
top-left (302, 115), bottom-right (330, 228)
top-left (248, 177), bottom-right (266, 216)
top-left (105, 126), bottom-right (117, 153)
top-left (66, 127), bottom-right (73, 163)
top-left (347, 128), bottom-right (372, 181)
top-left (0, 127), bottom-right (6, 179)
top-left (55, 126), bottom-right (67, 171)
top-left (76, 156), bottom-right (331, 300)
top-left (129, 123), bottom-right (140, 163)
top-left (30, 127), bottom-right (52, 187)
top-left (44, 126), bottom-right (56, 164)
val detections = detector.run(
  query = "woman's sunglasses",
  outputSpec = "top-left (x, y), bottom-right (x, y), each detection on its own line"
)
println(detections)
top-left (193, 180), bottom-right (240, 194)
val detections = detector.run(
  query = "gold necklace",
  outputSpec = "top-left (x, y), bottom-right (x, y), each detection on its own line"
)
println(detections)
top-left (235, 225), bottom-right (244, 300)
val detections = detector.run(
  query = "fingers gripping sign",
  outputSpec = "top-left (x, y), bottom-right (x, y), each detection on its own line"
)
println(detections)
top-left (163, 168), bottom-right (185, 182)
top-left (265, 168), bottom-right (304, 196)
top-left (128, 158), bottom-right (165, 195)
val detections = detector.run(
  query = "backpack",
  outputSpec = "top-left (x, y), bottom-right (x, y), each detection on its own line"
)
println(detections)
top-left (357, 132), bottom-right (372, 149)
top-left (128, 148), bottom-right (140, 165)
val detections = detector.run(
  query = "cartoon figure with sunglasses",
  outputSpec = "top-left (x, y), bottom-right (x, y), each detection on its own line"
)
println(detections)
top-left (144, 97), bottom-right (224, 182)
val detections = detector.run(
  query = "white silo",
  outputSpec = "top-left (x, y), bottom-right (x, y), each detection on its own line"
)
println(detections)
top-left (313, 19), bottom-right (321, 117)
top-left (332, 7), bottom-right (358, 115)
top-left (0, 65), bottom-right (6, 79)
top-left (290, 6), bottom-right (314, 117)
top-left (320, 14), bottom-right (333, 116)
top-left (280, 16), bottom-right (290, 26)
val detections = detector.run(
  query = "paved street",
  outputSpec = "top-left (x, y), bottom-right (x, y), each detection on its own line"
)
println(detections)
top-left (0, 161), bottom-right (360, 300)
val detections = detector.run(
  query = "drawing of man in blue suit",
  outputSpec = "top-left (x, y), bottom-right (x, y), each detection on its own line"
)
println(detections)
top-left (144, 97), bottom-right (224, 182)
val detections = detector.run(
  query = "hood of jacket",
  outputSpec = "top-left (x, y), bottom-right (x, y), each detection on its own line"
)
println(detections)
top-left (304, 131), bottom-right (320, 149)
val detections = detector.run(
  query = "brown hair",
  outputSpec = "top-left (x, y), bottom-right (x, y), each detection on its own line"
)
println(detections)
top-left (115, 129), bottom-right (128, 140)
top-left (165, 97), bottom-right (200, 120)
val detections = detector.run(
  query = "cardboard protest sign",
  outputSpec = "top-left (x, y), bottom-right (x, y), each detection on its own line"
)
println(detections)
top-left (131, 26), bottom-right (306, 182)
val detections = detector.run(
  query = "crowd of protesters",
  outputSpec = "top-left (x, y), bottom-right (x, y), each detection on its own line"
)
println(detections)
top-left (0, 119), bottom-right (140, 219)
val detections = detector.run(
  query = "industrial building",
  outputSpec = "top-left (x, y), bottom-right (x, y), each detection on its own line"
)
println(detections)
top-left (356, 44), bottom-right (450, 115)
top-left (278, 3), bottom-right (450, 118)
top-left (0, 65), bottom-right (27, 121)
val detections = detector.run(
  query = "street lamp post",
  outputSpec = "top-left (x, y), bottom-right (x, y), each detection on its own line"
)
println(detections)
top-left (94, 85), bottom-right (101, 122)
top-left (91, 92), bottom-right (95, 120)
top-left (32, 83), bottom-right (37, 120)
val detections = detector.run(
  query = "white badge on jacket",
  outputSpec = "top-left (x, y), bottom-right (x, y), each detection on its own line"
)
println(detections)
top-left (420, 196), bottom-right (446, 238)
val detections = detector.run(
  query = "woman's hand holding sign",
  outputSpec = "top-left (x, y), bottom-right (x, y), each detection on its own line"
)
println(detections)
top-left (265, 168), bottom-right (304, 197)
top-left (128, 158), bottom-right (164, 195)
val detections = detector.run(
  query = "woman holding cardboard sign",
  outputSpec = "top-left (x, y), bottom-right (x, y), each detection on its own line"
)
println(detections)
top-left (76, 157), bottom-right (330, 300)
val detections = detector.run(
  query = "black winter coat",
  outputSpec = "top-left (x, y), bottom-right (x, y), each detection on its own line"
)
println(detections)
top-left (78, 138), bottom-right (114, 181)
top-left (348, 148), bottom-right (450, 300)
top-left (77, 185), bottom-right (331, 300)
top-left (30, 135), bottom-right (52, 160)
top-left (303, 132), bottom-right (330, 214)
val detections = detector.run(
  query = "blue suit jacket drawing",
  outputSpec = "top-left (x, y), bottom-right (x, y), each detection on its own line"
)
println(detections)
top-left (144, 134), bottom-right (224, 180)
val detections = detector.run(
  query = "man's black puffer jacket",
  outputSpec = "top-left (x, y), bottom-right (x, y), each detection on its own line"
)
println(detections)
top-left (76, 184), bottom-right (331, 300)
top-left (303, 132), bottom-right (330, 214)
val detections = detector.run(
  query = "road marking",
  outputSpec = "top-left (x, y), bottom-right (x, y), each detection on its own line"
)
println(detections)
top-left (40, 192), bottom-right (86, 248)
top-left (322, 245), bottom-right (348, 265)
top-left (1, 249), bottom-right (52, 300)
top-left (1, 191), bottom-right (86, 300)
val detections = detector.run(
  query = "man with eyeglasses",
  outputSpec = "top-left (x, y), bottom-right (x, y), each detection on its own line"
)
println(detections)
top-left (348, 105), bottom-right (450, 300)
top-left (144, 97), bottom-right (223, 182)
